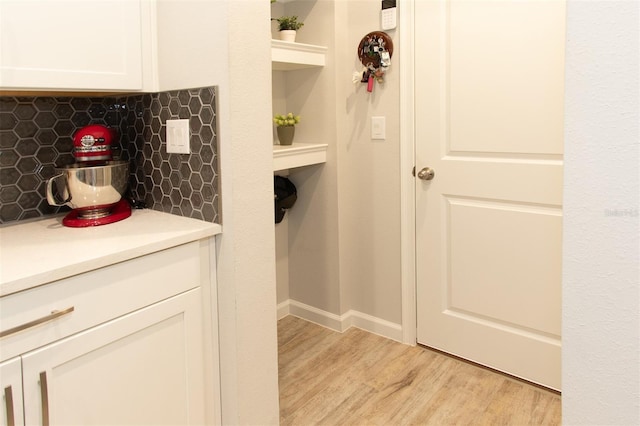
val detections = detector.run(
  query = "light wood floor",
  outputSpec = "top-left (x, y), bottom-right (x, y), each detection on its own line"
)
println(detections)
top-left (278, 316), bottom-right (561, 425)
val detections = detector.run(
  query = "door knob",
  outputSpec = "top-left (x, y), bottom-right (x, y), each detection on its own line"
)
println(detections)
top-left (417, 167), bottom-right (435, 181)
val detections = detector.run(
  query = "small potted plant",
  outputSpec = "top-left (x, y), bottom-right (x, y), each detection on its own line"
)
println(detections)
top-left (273, 112), bottom-right (300, 145)
top-left (274, 16), bottom-right (304, 42)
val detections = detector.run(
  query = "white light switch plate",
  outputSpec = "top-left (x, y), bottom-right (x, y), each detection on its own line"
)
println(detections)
top-left (371, 116), bottom-right (386, 140)
top-left (166, 119), bottom-right (190, 154)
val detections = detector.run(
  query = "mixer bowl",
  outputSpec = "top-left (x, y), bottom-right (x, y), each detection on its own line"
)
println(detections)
top-left (46, 161), bottom-right (130, 214)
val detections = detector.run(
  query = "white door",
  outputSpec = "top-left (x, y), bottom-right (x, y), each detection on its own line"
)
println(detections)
top-left (21, 289), bottom-right (205, 426)
top-left (415, 0), bottom-right (565, 390)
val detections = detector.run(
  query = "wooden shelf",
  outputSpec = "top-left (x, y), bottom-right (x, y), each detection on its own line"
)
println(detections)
top-left (273, 143), bottom-right (328, 171)
top-left (271, 40), bottom-right (327, 71)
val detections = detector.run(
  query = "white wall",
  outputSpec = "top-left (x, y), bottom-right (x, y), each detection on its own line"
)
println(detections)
top-left (339, 0), bottom-right (402, 325)
top-left (281, 0), bottom-right (344, 315)
top-left (562, 1), bottom-right (640, 424)
top-left (216, 1), bottom-right (280, 424)
top-left (272, 69), bottom-right (290, 307)
top-left (273, 0), bottom-right (403, 328)
top-left (139, 1), bottom-right (281, 423)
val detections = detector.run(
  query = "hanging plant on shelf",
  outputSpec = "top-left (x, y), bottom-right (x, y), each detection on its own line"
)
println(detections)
top-left (273, 113), bottom-right (301, 146)
top-left (273, 16), bottom-right (304, 42)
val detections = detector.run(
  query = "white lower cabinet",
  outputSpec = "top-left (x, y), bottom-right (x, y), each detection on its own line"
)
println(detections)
top-left (0, 241), bottom-right (218, 426)
top-left (1, 357), bottom-right (24, 426)
top-left (21, 289), bottom-right (203, 426)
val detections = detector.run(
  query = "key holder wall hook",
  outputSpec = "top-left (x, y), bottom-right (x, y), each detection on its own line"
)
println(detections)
top-left (357, 31), bottom-right (394, 93)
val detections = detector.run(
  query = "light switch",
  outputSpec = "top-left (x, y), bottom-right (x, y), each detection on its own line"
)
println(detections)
top-left (166, 119), bottom-right (190, 154)
top-left (371, 116), bottom-right (386, 140)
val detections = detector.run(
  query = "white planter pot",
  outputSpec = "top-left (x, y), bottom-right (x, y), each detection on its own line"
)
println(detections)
top-left (279, 30), bottom-right (297, 42)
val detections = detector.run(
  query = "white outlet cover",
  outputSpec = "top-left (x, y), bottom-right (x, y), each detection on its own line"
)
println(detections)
top-left (166, 119), bottom-right (190, 154)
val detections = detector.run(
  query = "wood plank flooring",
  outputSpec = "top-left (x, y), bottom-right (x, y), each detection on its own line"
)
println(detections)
top-left (278, 316), bottom-right (561, 425)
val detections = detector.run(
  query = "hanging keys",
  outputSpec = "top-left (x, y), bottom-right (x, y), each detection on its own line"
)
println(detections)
top-left (380, 50), bottom-right (391, 69)
top-left (356, 31), bottom-right (394, 93)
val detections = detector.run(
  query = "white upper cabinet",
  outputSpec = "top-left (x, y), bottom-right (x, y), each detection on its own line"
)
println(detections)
top-left (152, 0), bottom-right (227, 93)
top-left (0, 0), bottom-right (143, 91)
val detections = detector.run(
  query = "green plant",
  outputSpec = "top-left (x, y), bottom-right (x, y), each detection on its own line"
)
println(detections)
top-left (273, 113), bottom-right (301, 127)
top-left (274, 16), bottom-right (304, 31)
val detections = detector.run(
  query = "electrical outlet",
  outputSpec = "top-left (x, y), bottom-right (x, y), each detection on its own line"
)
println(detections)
top-left (166, 119), bottom-right (190, 154)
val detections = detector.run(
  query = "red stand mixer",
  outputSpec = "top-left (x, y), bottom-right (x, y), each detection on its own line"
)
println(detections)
top-left (46, 124), bottom-right (132, 227)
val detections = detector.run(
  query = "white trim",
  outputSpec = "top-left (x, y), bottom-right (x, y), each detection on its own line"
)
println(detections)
top-left (276, 299), bottom-right (290, 320)
top-left (278, 299), bottom-right (403, 342)
top-left (273, 142), bottom-right (328, 171)
top-left (347, 310), bottom-right (404, 343)
top-left (399, 0), bottom-right (417, 345)
top-left (271, 39), bottom-right (327, 71)
top-left (287, 300), bottom-right (344, 331)
top-left (205, 237), bottom-right (222, 425)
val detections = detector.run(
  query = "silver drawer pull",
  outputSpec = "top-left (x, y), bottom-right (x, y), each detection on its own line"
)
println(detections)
top-left (39, 372), bottom-right (49, 426)
top-left (0, 307), bottom-right (75, 338)
top-left (4, 385), bottom-right (15, 426)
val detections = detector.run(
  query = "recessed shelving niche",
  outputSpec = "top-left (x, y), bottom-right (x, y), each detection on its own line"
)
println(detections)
top-left (272, 40), bottom-right (328, 171)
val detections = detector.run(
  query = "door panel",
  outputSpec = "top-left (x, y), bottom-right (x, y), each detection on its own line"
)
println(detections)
top-left (415, 0), bottom-right (565, 390)
top-left (448, 0), bottom-right (566, 156)
top-left (447, 197), bottom-right (562, 336)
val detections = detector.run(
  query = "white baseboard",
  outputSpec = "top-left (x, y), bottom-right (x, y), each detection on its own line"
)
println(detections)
top-left (346, 310), bottom-right (404, 342)
top-left (276, 299), bottom-right (404, 343)
top-left (277, 300), bottom-right (291, 320)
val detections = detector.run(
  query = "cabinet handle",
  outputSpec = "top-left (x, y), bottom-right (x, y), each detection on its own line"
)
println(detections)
top-left (0, 307), bottom-right (74, 338)
top-left (39, 372), bottom-right (49, 426)
top-left (4, 385), bottom-right (15, 426)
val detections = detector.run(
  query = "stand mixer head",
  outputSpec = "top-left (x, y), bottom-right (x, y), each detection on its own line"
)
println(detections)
top-left (72, 124), bottom-right (116, 163)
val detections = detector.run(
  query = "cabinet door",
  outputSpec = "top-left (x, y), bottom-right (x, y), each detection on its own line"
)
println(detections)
top-left (0, 0), bottom-right (142, 91)
top-left (0, 357), bottom-right (23, 426)
top-left (21, 289), bottom-right (205, 426)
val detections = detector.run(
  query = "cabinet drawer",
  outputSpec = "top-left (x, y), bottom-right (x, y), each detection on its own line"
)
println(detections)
top-left (0, 242), bottom-right (202, 361)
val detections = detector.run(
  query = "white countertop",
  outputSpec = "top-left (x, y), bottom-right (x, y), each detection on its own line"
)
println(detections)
top-left (0, 209), bottom-right (222, 297)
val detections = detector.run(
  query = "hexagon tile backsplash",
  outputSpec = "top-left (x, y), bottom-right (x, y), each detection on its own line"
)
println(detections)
top-left (0, 87), bottom-right (219, 224)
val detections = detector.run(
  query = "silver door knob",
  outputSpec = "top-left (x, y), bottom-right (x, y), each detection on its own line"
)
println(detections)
top-left (417, 167), bottom-right (435, 181)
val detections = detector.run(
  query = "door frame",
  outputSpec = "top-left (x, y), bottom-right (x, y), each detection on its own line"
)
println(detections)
top-left (399, 0), bottom-right (417, 345)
